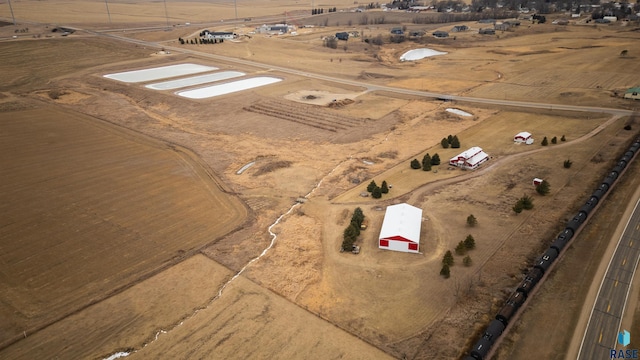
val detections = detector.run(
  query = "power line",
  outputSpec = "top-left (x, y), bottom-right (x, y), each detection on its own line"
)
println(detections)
top-left (7, 0), bottom-right (16, 25)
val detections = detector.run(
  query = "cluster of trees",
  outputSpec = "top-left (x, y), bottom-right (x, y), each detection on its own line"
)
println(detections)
top-left (455, 235), bottom-right (477, 256)
top-left (441, 135), bottom-right (461, 149)
top-left (541, 135), bottom-right (566, 146)
top-left (312, 7), bottom-right (338, 15)
top-left (341, 207), bottom-right (365, 252)
top-left (441, 235), bottom-right (475, 278)
top-left (440, 215), bottom-right (478, 278)
top-left (366, 180), bottom-right (389, 199)
top-left (179, 37), bottom-right (224, 45)
top-left (513, 194), bottom-right (534, 214)
top-left (410, 153), bottom-right (442, 171)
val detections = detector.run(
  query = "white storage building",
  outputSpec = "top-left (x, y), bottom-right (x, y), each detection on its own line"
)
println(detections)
top-left (378, 203), bottom-right (422, 253)
top-left (514, 131), bottom-right (534, 144)
top-left (449, 146), bottom-right (490, 170)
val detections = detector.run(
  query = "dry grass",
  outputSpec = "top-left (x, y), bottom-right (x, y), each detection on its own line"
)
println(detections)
top-left (1, 4), bottom-right (640, 360)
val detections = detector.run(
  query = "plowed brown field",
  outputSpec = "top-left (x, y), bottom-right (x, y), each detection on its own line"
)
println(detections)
top-left (0, 106), bottom-right (246, 350)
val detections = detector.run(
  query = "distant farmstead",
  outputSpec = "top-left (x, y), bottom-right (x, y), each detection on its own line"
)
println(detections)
top-left (378, 203), bottom-right (422, 253)
top-left (449, 146), bottom-right (490, 170)
top-left (624, 87), bottom-right (640, 100)
top-left (514, 131), bottom-right (534, 144)
top-left (256, 24), bottom-right (293, 34)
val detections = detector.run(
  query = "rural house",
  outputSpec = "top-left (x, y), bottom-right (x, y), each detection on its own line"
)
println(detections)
top-left (335, 32), bottom-right (349, 40)
top-left (479, 28), bottom-right (495, 35)
top-left (452, 25), bottom-right (469, 32)
top-left (379, 203), bottom-right (422, 253)
top-left (432, 30), bottom-right (449, 38)
top-left (202, 31), bottom-right (235, 40)
top-left (449, 146), bottom-right (490, 170)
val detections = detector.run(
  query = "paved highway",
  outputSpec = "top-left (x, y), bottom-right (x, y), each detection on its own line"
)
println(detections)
top-left (578, 198), bottom-right (640, 359)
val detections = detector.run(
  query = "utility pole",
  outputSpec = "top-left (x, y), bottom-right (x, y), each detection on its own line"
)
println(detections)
top-left (104, 0), bottom-right (112, 24)
top-left (163, 0), bottom-right (170, 28)
top-left (8, 0), bottom-right (16, 25)
top-left (234, 0), bottom-right (238, 20)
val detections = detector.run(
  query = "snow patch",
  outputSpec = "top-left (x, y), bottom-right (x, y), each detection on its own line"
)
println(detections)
top-left (400, 48), bottom-right (447, 61)
top-left (446, 108), bottom-right (472, 117)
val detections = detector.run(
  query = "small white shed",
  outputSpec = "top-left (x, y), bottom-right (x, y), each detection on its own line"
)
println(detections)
top-left (514, 132), bottom-right (534, 144)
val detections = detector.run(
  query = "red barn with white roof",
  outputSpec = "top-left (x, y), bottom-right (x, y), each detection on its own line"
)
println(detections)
top-left (449, 147), bottom-right (489, 170)
top-left (378, 203), bottom-right (422, 253)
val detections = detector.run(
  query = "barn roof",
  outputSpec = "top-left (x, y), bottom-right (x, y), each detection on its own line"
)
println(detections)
top-left (451, 146), bottom-right (483, 161)
top-left (515, 131), bottom-right (532, 138)
top-left (467, 150), bottom-right (489, 166)
top-left (379, 203), bottom-right (422, 243)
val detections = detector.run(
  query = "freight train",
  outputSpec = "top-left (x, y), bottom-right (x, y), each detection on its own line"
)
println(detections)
top-left (464, 137), bottom-right (640, 360)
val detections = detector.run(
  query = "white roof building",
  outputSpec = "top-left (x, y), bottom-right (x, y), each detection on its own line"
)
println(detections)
top-left (514, 131), bottom-right (534, 144)
top-left (378, 203), bottom-right (422, 253)
top-left (449, 146), bottom-right (490, 170)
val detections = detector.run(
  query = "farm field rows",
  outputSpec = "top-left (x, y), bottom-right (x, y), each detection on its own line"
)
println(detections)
top-left (0, 106), bottom-right (247, 350)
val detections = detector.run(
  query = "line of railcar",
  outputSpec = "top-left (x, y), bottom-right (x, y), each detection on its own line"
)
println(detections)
top-left (465, 137), bottom-right (640, 360)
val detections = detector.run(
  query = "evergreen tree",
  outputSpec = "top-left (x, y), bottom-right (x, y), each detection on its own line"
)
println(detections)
top-left (344, 224), bottom-right (358, 242)
top-left (467, 214), bottom-right (477, 227)
top-left (440, 264), bottom-right (450, 278)
top-left (442, 250), bottom-right (454, 266)
top-left (341, 237), bottom-right (354, 251)
top-left (513, 201), bottom-right (524, 214)
top-left (463, 255), bottom-right (472, 267)
top-left (561, 135), bottom-right (566, 142)
top-left (422, 161), bottom-right (432, 171)
top-left (380, 180), bottom-right (389, 194)
top-left (464, 235), bottom-right (476, 250)
top-left (541, 136), bottom-right (548, 146)
top-left (367, 180), bottom-right (377, 193)
top-left (371, 186), bottom-right (382, 199)
top-left (431, 153), bottom-right (441, 166)
top-left (551, 136), bottom-right (557, 144)
top-left (352, 207), bottom-right (365, 228)
top-left (441, 138), bottom-right (450, 148)
top-left (564, 159), bottom-right (573, 168)
top-left (536, 180), bottom-right (550, 196)
top-left (455, 241), bottom-right (467, 255)
top-left (410, 159), bottom-right (421, 169)
top-left (447, 134), bottom-right (453, 144)
top-left (422, 153), bottom-right (431, 167)
top-left (520, 195), bottom-right (534, 210)
top-left (451, 135), bottom-right (461, 148)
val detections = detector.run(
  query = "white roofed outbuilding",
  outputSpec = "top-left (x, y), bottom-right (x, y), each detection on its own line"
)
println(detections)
top-left (449, 146), bottom-right (490, 170)
top-left (514, 131), bottom-right (534, 144)
top-left (378, 203), bottom-right (422, 253)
